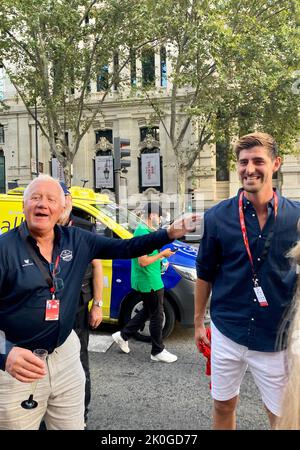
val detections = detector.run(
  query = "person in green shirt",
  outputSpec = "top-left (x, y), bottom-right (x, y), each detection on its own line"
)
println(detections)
top-left (112, 202), bottom-right (177, 363)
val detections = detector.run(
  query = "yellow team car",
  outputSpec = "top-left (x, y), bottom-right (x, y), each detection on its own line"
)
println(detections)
top-left (0, 186), bottom-right (199, 339)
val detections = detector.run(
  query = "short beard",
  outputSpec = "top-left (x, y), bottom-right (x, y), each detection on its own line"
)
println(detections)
top-left (243, 185), bottom-right (260, 193)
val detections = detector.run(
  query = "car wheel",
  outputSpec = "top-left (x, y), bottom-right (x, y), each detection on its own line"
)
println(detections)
top-left (122, 295), bottom-right (176, 342)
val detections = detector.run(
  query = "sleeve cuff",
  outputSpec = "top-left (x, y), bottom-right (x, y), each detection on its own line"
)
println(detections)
top-left (196, 268), bottom-right (215, 283)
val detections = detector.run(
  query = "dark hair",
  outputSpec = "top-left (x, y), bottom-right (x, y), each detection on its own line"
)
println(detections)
top-left (143, 202), bottom-right (162, 217)
top-left (235, 132), bottom-right (279, 160)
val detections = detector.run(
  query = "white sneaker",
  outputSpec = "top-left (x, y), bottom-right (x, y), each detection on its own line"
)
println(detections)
top-left (112, 331), bottom-right (130, 354)
top-left (151, 349), bottom-right (177, 363)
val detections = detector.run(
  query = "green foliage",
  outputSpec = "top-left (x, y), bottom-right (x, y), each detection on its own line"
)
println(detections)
top-left (0, 0), bottom-right (154, 183)
top-left (143, 0), bottom-right (300, 166)
top-left (0, 0), bottom-right (299, 190)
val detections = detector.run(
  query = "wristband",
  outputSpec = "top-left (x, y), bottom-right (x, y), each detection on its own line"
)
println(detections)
top-left (93, 300), bottom-right (103, 307)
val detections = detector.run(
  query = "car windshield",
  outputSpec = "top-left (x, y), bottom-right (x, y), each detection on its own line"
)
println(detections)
top-left (93, 203), bottom-right (146, 234)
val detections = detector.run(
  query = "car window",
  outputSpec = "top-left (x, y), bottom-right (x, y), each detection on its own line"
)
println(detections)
top-left (72, 206), bottom-right (114, 238)
top-left (93, 203), bottom-right (145, 234)
top-left (95, 220), bottom-right (114, 238)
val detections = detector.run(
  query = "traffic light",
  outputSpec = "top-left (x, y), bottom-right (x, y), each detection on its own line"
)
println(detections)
top-left (114, 137), bottom-right (131, 171)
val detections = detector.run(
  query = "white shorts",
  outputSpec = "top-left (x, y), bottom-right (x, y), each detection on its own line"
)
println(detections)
top-left (211, 321), bottom-right (288, 416)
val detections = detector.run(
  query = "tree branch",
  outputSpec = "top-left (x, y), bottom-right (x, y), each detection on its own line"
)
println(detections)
top-left (5, 74), bottom-right (49, 139)
top-left (255, 0), bottom-right (287, 18)
top-left (174, 116), bottom-right (191, 153)
top-left (144, 91), bottom-right (172, 142)
top-left (66, 0), bottom-right (98, 46)
top-left (3, 29), bottom-right (36, 62)
top-left (198, 112), bottom-right (213, 149)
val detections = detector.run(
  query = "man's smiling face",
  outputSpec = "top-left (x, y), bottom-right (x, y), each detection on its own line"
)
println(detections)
top-left (23, 180), bottom-right (65, 235)
top-left (237, 145), bottom-right (281, 195)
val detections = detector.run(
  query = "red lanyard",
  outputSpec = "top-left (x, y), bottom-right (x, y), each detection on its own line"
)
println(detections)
top-left (238, 191), bottom-right (278, 282)
top-left (50, 255), bottom-right (60, 298)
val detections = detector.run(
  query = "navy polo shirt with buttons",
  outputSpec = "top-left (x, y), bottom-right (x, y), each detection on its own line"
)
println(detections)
top-left (0, 222), bottom-right (172, 370)
top-left (196, 188), bottom-right (300, 352)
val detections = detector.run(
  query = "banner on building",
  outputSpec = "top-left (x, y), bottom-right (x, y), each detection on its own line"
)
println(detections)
top-left (141, 152), bottom-right (161, 187)
top-left (95, 155), bottom-right (114, 189)
top-left (51, 158), bottom-right (65, 182)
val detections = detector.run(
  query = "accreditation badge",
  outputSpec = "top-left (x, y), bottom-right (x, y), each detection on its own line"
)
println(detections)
top-left (253, 286), bottom-right (269, 307)
top-left (45, 299), bottom-right (60, 320)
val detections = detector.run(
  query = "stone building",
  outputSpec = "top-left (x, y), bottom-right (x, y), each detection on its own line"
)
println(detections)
top-left (1, 57), bottom-right (300, 215)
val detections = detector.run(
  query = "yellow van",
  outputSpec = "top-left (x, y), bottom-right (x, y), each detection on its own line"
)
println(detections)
top-left (0, 186), bottom-right (198, 339)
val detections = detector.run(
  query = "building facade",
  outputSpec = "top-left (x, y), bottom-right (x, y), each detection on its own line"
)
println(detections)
top-left (1, 58), bottom-right (300, 214)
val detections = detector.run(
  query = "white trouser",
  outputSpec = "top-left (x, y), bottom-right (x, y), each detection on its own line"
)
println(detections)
top-left (211, 322), bottom-right (288, 416)
top-left (0, 330), bottom-right (85, 430)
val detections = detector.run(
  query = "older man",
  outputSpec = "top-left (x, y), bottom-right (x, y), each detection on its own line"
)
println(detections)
top-left (0, 174), bottom-right (198, 430)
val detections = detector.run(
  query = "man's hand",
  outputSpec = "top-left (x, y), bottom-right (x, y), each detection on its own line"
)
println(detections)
top-left (5, 347), bottom-right (47, 383)
top-left (161, 248), bottom-right (176, 258)
top-left (167, 213), bottom-right (202, 240)
top-left (89, 305), bottom-right (103, 329)
top-left (194, 322), bottom-right (211, 348)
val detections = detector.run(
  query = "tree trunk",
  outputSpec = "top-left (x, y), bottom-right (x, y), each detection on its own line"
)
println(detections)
top-left (63, 160), bottom-right (72, 187)
top-left (177, 165), bottom-right (187, 214)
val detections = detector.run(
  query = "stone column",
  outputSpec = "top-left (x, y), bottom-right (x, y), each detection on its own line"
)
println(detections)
top-left (193, 143), bottom-right (216, 210)
top-left (280, 154), bottom-right (300, 201)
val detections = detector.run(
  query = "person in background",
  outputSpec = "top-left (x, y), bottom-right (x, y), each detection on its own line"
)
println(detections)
top-left (0, 175), bottom-right (198, 430)
top-left (194, 132), bottom-right (300, 429)
top-left (277, 240), bottom-right (300, 430)
top-left (112, 202), bottom-right (177, 363)
top-left (58, 182), bottom-right (103, 428)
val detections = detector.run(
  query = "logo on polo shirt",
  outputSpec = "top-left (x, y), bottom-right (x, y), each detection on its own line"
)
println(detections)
top-left (22, 259), bottom-right (34, 267)
top-left (60, 249), bottom-right (73, 262)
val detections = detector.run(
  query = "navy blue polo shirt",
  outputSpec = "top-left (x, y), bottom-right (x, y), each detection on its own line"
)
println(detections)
top-left (0, 222), bottom-right (172, 369)
top-left (196, 189), bottom-right (300, 352)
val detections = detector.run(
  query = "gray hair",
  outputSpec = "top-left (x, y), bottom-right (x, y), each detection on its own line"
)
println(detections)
top-left (23, 174), bottom-right (65, 205)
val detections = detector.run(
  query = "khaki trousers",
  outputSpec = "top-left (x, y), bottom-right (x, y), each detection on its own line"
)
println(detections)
top-left (0, 330), bottom-right (85, 430)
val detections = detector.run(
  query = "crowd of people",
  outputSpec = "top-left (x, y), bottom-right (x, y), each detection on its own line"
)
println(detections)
top-left (0, 131), bottom-right (300, 430)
